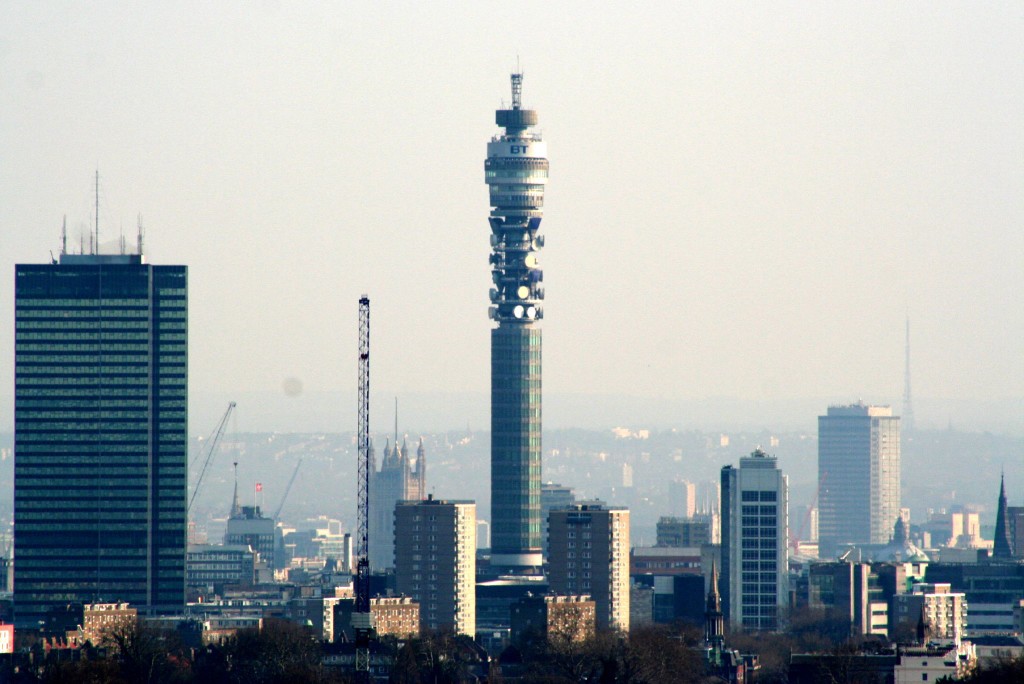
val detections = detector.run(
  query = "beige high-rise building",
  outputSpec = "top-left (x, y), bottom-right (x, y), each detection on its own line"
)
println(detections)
top-left (548, 502), bottom-right (630, 632)
top-left (818, 403), bottom-right (900, 557)
top-left (394, 497), bottom-right (476, 636)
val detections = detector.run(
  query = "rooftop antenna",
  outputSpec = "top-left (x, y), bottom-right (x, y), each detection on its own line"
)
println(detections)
top-left (94, 169), bottom-right (100, 255)
top-left (60, 215), bottom-right (67, 256)
top-left (119, 221), bottom-right (125, 255)
top-left (136, 214), bottom-right (144, 256)
top-left (511, 71), bottom-right (523, 110)
top-left (394, 397), bottom-right (399, 453)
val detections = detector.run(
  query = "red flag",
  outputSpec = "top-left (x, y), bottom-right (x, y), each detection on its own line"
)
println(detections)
top-left (255, 482), bottom-right (263, 492)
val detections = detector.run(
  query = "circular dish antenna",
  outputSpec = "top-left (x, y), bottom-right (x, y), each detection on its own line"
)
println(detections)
top-left (513, 305), bottom-right (524, 319)
top-left (517, 285), bottom-right (530, 299)
top-left (524, 255), bottom-right (537, 268)
top-left (526, 306), bottom-right (537, 319)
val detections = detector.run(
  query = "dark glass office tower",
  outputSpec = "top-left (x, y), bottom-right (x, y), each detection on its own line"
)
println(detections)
top-left (485, 73), bottom-right (548, 569)
top-left (14, 253), bottom-right (187, 627)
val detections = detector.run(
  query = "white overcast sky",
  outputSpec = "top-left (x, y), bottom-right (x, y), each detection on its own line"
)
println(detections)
top-left (1, 2), bottom-right (1021, 433)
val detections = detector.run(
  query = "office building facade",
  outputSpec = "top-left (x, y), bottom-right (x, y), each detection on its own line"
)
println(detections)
top-left (818, 404), bottom-right (900, 557)
top-left (721, 449), bottom-right (789, 631)
top-left (394, 497), bottom-right (476, 636)
top-left (656, 515), bottom-right (716, 548)
top-left (14, 253), bottom-right (187, 627)
top-left (486, 73), bottom-right (548, 569)
top-left (548, 502), bottom-right (630, 632)
top-left (225, 477), bottom-right (277, 570)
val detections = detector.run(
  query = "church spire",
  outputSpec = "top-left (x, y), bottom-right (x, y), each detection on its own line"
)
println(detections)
top-left (416, 437), bottom-right (427, 499)
top-left (705, 559), bottom-right (724, 648)
top-left (230, 461), bottom-right (241, 518)
top-left (993, 473), bottom-right (1013, 559)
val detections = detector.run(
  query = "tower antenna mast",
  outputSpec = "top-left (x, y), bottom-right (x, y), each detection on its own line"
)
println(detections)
top-left (94, 169), bottom-right (100, 255)
top-left (354, 295), bottom-right (375, 681)
top-left (903, 315), bottom-right (914, 433)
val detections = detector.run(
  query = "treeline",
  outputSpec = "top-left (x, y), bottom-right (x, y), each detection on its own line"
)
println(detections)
top-left (5, 616), bottom-right (1023, 684)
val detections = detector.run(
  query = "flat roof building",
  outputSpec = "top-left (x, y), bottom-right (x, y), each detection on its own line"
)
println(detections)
top-left (14, 252), bottom-right (187, 627)
top-left (548, 502), bottom-right (630, 632)
top-left (394, 497), bottom-right (476, 637)
top-left (721, 448), bottom-right (789, 631)
top-left (818, 404), bottom-right (900, 557)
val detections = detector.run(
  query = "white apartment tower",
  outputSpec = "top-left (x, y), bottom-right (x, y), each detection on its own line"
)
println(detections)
top-left (394, 497), bottom-right (476, 637)
top-left (721, 449), bottom-right (789, 631)
top-left (548, 502), bottom-right (630, 632)
top-left (818, 404), bottom-right (901, 557)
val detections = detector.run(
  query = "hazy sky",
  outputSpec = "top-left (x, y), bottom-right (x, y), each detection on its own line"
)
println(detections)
top-left (2, 2), bottom-right (1021, 433)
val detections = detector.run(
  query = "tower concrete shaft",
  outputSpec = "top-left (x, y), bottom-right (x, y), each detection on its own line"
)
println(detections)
top-left (486, 73), bottom-right (548, 568)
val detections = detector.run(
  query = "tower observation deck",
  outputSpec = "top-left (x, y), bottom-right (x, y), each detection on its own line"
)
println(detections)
top-left (486, 73), bottom-right (548, 569)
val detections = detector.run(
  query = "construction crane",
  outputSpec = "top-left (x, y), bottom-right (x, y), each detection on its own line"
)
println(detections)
top-left (189, 401), bottom-right (237, 514)
top-left (353, 295), bottom-right (375, 682)
top-left (273, 457), bottom-right (303, 521)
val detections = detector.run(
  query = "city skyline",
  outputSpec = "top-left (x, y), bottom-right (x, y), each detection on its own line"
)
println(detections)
top-left (3, 7), bottom-right (1024, 676)
top-left (2, 4), bottom-right (1022, 436)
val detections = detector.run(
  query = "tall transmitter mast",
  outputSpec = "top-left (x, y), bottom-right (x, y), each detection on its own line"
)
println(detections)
top-left (486, 73), bottom-right (548, 569)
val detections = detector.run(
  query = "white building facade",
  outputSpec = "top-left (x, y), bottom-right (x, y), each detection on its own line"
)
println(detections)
top-left (721, 449), bottom-right (789, 631)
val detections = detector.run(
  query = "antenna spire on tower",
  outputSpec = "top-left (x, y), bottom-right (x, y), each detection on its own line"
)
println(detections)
top-left (94, 169), bottom-right (100, 255)
top-left (903, 315), bottom-right (915, 432)
top-left (510, 72), bottom-right (523, 110)
top-left (137, 214), bottom-right (145, 256)
top-left (61, 216), bottom-right (67, 256)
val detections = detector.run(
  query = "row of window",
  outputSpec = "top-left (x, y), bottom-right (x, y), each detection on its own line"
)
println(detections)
top-left (15, 442), bottom-right (185, 453)
top-left (17, 332), bottom-right (154, 341)
top-left (17, 298), bottom-right (152, 307)
top-left (17, 320), bottom-right (151, 330)
top-left (485, 169), bottom-right (549, 178)
top-left (16, 409), bottom-right (179, 418)
top-left (17, 345), bottom-right (152, 353)
top-left (742, 516), bottom-right (777, 526)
